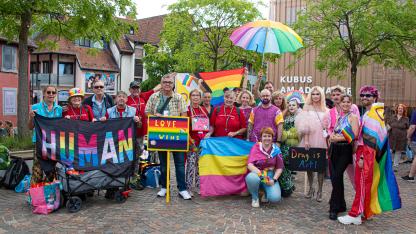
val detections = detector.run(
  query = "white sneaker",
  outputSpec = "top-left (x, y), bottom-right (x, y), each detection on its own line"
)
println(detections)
top-left (261, 194), bottom-right (269, 203)
top-left (251, 199), bottom-right (260, 208)
top-left (179, 190), bottom-right (192, 200)
top-left (157, 188), bottom-right (167, 197)
top-left (338, 215), bottom-right (362, 225)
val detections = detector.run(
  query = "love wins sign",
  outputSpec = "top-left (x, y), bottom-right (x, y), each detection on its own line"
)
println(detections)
top-left (287, 147), bottom-right (327, 172)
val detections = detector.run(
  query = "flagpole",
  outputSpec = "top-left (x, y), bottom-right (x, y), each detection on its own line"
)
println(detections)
top-left (166, 150), bottom-right (170, 203)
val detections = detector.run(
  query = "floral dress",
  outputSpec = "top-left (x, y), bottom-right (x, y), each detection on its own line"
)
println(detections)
top-left (278, 114), bottom-right (297, 197)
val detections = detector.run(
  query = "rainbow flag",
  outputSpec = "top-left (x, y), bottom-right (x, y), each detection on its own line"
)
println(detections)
top-left (198, 68), bottom-right (244, 106)
top-left (360, 102), bottom-right (401, 218)
top-left (341, 124), bottom-right (355, 143)
top-left (199, 137), bottom-right (254, 197)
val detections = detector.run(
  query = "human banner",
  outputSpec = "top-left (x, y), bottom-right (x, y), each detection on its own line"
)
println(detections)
top-left (287, 147), bottom-right (327, 172)
top-left (34, 115), bottom-right (137, 173)
top-left (147, 116), bottom-right (189, 152)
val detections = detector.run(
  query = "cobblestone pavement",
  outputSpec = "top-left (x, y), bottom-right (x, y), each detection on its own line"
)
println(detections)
top-left (0, 162), bottom-right (414, 233)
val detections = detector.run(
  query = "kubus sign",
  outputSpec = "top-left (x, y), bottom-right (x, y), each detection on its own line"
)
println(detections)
top-left (278, 75), bottom-right (352, 94)
top-left (147, 116), bottom-right (190, 152)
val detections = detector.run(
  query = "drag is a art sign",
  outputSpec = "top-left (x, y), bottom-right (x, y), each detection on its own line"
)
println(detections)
top-left (288, 147), bottom-right (327, 172)
top-left (147, 116), bottom-right (189, 152)
top-left (34, 115), bottom-right (136, 173)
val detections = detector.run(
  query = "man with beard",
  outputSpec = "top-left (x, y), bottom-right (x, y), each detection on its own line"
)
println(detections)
top-left (248, 89), bottom-right (283, 143)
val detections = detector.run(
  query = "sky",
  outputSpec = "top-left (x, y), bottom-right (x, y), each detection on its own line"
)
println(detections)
top-left (134, 0), bottom-right (270, 19)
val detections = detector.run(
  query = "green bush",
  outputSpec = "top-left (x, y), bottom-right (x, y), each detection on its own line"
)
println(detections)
top-left (141, 76), bottom-right (161, 92)
top-left (0, 135), bottom-right (34, 151)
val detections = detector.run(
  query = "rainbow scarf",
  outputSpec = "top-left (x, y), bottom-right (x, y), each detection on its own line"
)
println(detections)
top-left (360, 103), bottom-right (401, 218)
top-left (199, 137), bottom-right (254, 196)
top-left (197, 68), bottom-right (244, 106)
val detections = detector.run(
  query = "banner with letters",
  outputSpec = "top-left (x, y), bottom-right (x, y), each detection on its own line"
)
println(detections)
top-left (34, 115), bottom-right (137, 174)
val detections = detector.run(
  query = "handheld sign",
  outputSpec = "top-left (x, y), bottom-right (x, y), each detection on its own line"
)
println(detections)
top-left (147, 116), bottom-right (190, 152)
top-left (288, 147), bottom-right (326, 172)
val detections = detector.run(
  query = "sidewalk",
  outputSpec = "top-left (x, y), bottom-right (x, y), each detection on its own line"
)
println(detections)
top-left (0, 163), bottom-right (414, 233)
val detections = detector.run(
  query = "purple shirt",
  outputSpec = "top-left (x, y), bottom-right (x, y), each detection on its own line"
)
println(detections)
top-left (411, 111), bottom-right (416, 142)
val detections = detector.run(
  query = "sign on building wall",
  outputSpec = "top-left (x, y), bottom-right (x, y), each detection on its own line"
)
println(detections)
top-left (278, 75), bottom-right (352, 94)
top-left (85, 72), bottom-right (116, 93)
top-left (2, 88), bottom-right (17, 115)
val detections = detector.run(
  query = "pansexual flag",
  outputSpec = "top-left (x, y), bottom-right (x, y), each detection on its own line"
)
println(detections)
top-left (199, 137), bottom-right (254, 197)
top-left (197, 68), bottom-right (244, 106)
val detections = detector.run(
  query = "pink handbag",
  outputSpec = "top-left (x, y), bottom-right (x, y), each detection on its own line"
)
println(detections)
top-left (28, 181), bottom-right (62, 214)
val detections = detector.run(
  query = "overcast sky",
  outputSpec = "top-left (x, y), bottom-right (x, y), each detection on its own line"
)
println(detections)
top-left (134, 0), bottom-right (270, 19)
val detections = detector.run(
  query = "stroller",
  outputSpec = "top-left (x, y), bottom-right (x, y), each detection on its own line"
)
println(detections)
top-left (56, 161), bottom-right (135, 213)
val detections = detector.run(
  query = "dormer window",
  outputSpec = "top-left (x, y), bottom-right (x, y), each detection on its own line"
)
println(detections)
top-left (129, 27), bottom-right (134, 35)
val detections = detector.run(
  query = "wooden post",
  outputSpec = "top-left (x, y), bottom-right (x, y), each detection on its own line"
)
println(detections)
top-left (166, 150), bottom-right (170, 203)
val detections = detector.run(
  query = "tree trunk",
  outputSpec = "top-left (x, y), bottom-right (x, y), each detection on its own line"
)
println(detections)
top-left (17, 10), bottom-right (32, 138)
top-left (350, 64), bottom-right (357, 104)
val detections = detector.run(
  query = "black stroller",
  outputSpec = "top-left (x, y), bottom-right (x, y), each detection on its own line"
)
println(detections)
top-left (56, 162), bottom-right (134, 213)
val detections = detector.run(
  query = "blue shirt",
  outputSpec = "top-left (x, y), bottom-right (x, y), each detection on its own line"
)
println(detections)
top-left (31, 101), bottom-right (63, 142)
top-left (411, 110), bottom-right (416, 142)
top-left (91, 95), bottom-right (107, 119)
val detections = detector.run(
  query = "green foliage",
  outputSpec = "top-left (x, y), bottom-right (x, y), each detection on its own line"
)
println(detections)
top-left (0, 136), bottom-right (33, 151)
top-left (143, 0), bottom-right (270, 75)
top-left (294, 0), bottom-right (416, 99)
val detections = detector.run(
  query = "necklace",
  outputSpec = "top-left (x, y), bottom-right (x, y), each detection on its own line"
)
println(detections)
top-left (224, 105), bottom-right (235, 132)
top-left (69, 105), bottom-right (83, 120)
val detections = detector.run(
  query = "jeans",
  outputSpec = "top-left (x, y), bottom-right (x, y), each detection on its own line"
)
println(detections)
top-left (245, 171), bottom-right (281, 203)
top-left (158, 151), bottom-right (186, 191)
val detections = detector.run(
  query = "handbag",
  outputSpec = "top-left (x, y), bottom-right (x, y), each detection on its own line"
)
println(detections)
top-left (28, 180), bottom-right (62, 214)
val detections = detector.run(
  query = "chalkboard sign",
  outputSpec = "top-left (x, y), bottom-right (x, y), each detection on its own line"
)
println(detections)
top-left (287, 147), bottom-right (327, 172)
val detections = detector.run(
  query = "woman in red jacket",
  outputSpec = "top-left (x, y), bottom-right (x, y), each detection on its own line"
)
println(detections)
top-left (63, 88), bottom-right (94, 122)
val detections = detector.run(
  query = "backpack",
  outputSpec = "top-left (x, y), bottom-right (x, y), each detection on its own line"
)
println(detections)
top-left (0, 144), bottom-right (10, 170)
top-left (1, 158), bottom-right (30, 189)
top-left (140, 164), bottom-right (161, 188)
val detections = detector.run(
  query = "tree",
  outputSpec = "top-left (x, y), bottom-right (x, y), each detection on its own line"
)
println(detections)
top-left (158, 0), bottom-right (263, 73)
top-left (0, 0), bottom-right (136, 137)
top-left (294, 0), bottom-right (416, 102)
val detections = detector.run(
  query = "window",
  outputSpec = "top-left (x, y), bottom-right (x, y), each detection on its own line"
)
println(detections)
top-left (42, 61), bottom-right (51, 73)
top-left (30, 62), bottom-right (40, 73)
top-left (129, 27), bottom-right (135, 35)
top-left (59, 63), bottom-right (74, 75)
top-left (1, 45), bottom-right (17, 72)
top-left (134, 59), bottom-right (143, 77)
top-left (2, 88), bottom-right (17, 115)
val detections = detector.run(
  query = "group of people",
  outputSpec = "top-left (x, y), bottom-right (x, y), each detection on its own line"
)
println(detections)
top-left (26, 70), bottom-right (411, 225)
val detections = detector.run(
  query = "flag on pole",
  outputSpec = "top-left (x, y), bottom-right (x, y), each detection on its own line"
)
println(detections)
top-left (197, 68), bottom-right (244, 106)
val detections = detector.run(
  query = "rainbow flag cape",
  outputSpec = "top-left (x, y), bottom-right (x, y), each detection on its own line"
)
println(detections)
top-left (360, 102), bottom-right (401, 218)
top-left (199, 137), bottom-right (254, 197)
top-left (175, 73), bottom-right (200, 105)
top-left (197, 68), bottom-right (244, 106)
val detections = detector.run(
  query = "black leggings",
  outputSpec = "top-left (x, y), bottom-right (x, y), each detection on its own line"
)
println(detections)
top-left (329, 141), bottom-right (352, 213)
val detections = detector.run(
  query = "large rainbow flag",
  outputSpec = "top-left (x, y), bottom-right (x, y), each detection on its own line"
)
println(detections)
top-left (199, 137), bottom-right (254, 196)
top-left (360, 102), bottom-right (401, 218)
top-left (197, 68), bottom-right (245, 106)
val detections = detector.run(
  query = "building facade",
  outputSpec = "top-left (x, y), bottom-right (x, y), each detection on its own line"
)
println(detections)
top-left (267, 0), bottom-right (416, 107)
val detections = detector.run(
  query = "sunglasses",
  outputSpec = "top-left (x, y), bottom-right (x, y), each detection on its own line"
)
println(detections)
top-left (46, 91), bottom-right (56, 95)
top-left (94, 86), bottom-right (104, 89)
top-left (162, 81), bottom-right (173, 84)
top-left (360, 94), bottom-right (373, 98)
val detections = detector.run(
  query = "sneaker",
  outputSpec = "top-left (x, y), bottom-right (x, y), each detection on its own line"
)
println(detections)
top-left (338, 215), bottom-right (362, 225)
top-left (401, 175), bottom-right (415, 182)
top-left (260, 194), bottom-right (269, 203)
top-left (179, 190), bottom-right (192, 200)
top-left (251, 199), bottom-right (260, 208)
top-left (188, 190), bottom-right (194, 197)
top-left (157, 188), bottom-right (167, 197)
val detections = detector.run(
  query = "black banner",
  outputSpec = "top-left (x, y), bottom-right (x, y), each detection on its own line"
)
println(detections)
top-left (287, 147), bottom-right (327, 172)
top-left (34, 115), bottom-right (137, 175)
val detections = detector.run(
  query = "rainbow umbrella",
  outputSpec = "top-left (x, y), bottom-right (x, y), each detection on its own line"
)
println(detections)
top-left (230, 20), bottom-right (303, 56)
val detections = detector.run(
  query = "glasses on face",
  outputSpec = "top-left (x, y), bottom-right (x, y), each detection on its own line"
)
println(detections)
top-left (46, 91), bottom-right (56, 95)
top-left (162, 81), bottom-right (173, 85)
top-left (360, 94), bottom-right (373, 98)
top-left (94, 86), bottom-right (104, 89)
